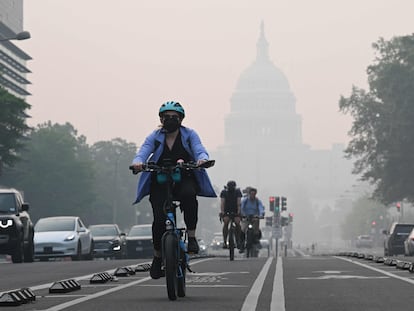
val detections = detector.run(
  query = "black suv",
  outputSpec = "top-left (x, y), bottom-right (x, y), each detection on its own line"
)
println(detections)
top-left (383, 223), bottom-right (414, 256)
top-left (0, 188), bottom-right (34, 263)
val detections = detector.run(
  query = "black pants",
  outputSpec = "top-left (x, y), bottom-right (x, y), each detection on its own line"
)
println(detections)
top-left (149, 177), bottom-right (198, 252)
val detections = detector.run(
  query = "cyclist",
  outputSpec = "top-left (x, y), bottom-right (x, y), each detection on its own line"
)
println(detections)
top-left (131, 101), bottom-right (216, 279)
top-left (240, 187), bottom-right (265, 252)
top-left (219, 180), bottom-right (242, 249)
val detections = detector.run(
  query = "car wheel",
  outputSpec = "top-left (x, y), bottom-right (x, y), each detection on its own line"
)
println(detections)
top-left (72, 242), bottom-right (82, 261)
top-left (84, 240), bottom-right (94, 261)
top-left (11, 239), bottom-right (24, 263)
top-left (24, 238), bottom-right (34, 262)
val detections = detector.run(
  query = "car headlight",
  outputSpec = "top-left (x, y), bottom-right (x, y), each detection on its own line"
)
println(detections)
top-left (0, 219), bottom-right (13, 229)
top-left (112, 245), bottom-right (121, 251)
top-left (64, 234), bottom-right (75, 241)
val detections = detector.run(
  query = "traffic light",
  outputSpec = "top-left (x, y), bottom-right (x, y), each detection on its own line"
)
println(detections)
top-left (269, 196), bottom-right (275, 212)
top-left (281, 197), bottom-right (287, 211)
top-left (265, 216), bottom-right (273, 227)
top-left (275, 197), bottom-right (280, 210)
top-left (289, 213), bottom-right (293, 223)
top-left (281, 216), bottom-right (289, 226)
top-left (371, 220), bottom-right (376, 226)
top-left (396, 202), bottom-right (401, 212)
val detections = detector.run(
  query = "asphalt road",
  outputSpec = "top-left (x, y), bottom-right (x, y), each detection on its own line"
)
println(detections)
top-left (1, 248), bottom-right (414, 310)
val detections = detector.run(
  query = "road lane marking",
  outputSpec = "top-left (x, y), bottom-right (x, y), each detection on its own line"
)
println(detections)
top-left (298, 275), bottom-right (389, 280)
top-left (138, 284), bottom-right (247, 288)
top-left (41, 257), bottom-right (215, 311)
top-left (241, 257), bottom-right (273, 311)
top-left (271, 257), bottom-right (285, 311)
top-left (336, 256), bottom-right (414, 285)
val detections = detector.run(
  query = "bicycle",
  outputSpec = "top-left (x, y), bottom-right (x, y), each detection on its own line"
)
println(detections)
top-left (130, 159), bottom-right (215, 300)
top-left (243, 215), bottom-right (261, 258)
top-left (221, 212), bottom-right (239, 261)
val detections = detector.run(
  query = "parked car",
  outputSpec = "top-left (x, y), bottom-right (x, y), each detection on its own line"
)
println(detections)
top-left (89, 224), bottom-right (127, 259)
top-left (34, 216), bottom-right (94, 261)
top-left (0, 188), bottom-right (34, 263)
top-left (404, 228), bottom-right (414, 256)
top-left (126, 224), bottom-right (153, 258)
top-left (383, 223), bottom-right (414, 256)
top-left (355, 235), bottom-right (374, 248)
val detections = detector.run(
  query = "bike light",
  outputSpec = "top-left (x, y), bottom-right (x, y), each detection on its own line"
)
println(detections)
top-left (0, 219), bottom-right (13, 229)
top-left (248, 224), bottom-right (253, 229)
top-left (64, 234), bottom-right (75, 241)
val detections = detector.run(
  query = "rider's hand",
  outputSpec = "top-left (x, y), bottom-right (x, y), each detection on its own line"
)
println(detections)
top-left (197, 159), bottom-right (207, 166)
top-left (131, 162), bottom-right (144, 172)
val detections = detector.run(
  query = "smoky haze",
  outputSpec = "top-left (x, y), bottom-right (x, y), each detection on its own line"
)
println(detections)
top-left (21, 0), bottom-right (414, 246)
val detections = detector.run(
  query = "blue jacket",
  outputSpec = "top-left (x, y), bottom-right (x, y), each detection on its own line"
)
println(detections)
top-left (241, 197), bottom-right (265, 217)
top-left (132, 126), bottom-right (217, 203)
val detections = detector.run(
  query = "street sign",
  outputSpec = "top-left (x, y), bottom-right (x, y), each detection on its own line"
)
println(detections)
top-left (272, 227), bottom-right (282, 238)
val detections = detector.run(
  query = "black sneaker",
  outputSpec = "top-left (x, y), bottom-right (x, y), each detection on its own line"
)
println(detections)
top-left (187, 237), bottom-right (199, 254)
top-left (150, 256), bottom-right (165, 279)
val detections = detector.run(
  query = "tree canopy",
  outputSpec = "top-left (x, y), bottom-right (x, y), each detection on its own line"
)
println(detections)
top-left (0, 87), bottom-right (31, 167)
top-left (339, 34), bottom-right (414, 204)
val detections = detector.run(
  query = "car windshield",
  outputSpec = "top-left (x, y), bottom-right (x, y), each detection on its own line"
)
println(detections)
top-left (394, 225), bottom-right (414, 234)
top-left (0, 193), bottom-right (16, 213)
top-left (128, 226), bottom-right (152, 237)
top-left (90, 226), bottom-right (118, 236)
top-left (35, 218), bottom-right (75, 232)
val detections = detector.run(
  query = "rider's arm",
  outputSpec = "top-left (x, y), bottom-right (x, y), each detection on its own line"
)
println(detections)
top-left (132, 131), bottom-right (159, 167)
top-left (220, 197), bottom-right (225, 215)
top-left (240, 198), bottom-right (246, 216)
top-left (258, 200), bottom-right (265, 217)
top-left (187, 128), bottom-right (209, 162)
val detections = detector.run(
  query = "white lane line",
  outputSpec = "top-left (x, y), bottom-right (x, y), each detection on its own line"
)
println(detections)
top-left (335, 256), bottom-right (414, 285)
top-left (42, 257), bottom-right (215, 311)
top-left (241, 257), bottom-right (273, 311)
top-left (271, 257), bottom-right (285, 311)
top-left (138, 284), bottom-right (247, 288)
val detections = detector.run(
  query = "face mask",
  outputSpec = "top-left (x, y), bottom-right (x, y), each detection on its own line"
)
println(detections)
top-left (163, 117), bottom-right (181, 133)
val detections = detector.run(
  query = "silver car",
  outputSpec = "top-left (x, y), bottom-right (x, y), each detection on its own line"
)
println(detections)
top-left (404, 228), bottom-right (414, 256)
top-left (34, 216), bottom-right (94, 261)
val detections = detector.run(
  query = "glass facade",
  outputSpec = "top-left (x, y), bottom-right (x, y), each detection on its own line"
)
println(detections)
top-left (0, 0), bottom-right (31, 97)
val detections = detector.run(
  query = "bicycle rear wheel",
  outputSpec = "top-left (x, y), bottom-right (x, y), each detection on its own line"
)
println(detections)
top-left (177, 248), bottom-right (186, 297)
top-left (228, 226), bottom-right (235, 261)
top-left (164, 233), bottom-right (178, 300)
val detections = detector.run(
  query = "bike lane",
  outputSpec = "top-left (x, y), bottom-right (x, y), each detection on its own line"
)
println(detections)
top-left (283, 256), bottom-right (414, 311)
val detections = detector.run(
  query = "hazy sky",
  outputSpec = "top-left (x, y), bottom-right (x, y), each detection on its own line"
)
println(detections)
top-left (20, 0), bottom-right (414, 151)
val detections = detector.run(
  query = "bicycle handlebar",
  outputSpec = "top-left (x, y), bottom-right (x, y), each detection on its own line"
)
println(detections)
top-left (129, 159), bottom-right (215, 175)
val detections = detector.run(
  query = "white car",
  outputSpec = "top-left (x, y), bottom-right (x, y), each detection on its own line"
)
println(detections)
top-left (34, 216), bottom-right (94, 261)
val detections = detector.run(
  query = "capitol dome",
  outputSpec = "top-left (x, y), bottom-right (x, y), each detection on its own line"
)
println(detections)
top-left (235, 22), bottom-right (291, 92)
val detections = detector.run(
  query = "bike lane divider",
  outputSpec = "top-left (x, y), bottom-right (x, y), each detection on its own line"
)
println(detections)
top-left (241, 257), bottom-right (273, 311)
top-left (271, 256), bottom-right (285, 311)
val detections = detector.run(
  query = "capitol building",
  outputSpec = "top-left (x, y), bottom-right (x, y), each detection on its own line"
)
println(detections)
top-left (209, 22), bottom-right (357, 244)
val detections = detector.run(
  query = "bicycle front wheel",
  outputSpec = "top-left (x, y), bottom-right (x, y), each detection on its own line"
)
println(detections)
top-left (228, 227), bottom-right (235, 261)
top-left (164, 233), bottom-right (178, 301)
top-left (177, 248), bottom-right (186, 297)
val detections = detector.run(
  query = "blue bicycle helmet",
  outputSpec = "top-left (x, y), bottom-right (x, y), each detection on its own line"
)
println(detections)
top-left (159, 101), bottom-right (185, 118)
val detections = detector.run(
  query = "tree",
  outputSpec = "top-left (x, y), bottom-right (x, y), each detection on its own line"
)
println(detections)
top-left (341, 196), bottom-right (388, 241)
top-left (0, 86), bottom-right (31, 168)
top-left (89, 138), bottom-right (139, 230)
top-left (339, 34), bottom-right (414, 204)
top-left (2, 122), bottom-right (96, 222)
